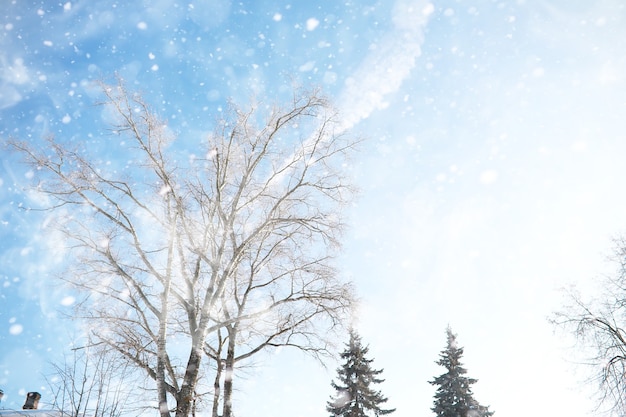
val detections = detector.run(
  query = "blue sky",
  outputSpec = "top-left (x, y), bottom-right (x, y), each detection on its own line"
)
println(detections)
top-left (2, 0), bottom-right (626, 416)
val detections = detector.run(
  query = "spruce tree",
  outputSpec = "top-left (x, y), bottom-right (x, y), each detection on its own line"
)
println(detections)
top-left (327, 330), bottom-right (395, 417)
top-left (430, 327), bottom-right (494, 417)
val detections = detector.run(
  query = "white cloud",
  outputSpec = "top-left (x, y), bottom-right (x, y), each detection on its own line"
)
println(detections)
top-left (0, 56), bottom-right (36, 109)
top-left (0, 85), bottom-right (23, 110)
top-left (2, 57), bottom-right (31, 85)
top-left (337, 0), bottom-right (433, 131)
top-left (480, 169), bottom-right (498, 184)
top-left (298, 61), bottom-right (315, 72)
top-left (187, 0), bottom-right (232, 30)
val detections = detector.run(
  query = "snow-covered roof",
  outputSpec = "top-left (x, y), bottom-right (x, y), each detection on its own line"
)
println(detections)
top-left (0, 411), bottom-right (63, 417)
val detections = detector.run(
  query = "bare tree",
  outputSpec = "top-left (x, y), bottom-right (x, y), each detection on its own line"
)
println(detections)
top-left (46, 342), bottom-right (133, 417)
top-left (553, 236), bottom-right (626, 416)
top-left (9, 78), bottom-right (357, 417)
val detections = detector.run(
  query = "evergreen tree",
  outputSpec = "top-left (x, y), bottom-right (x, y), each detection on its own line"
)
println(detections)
top-left (327, 330), bottom-right (396, 417)
top-left (430, 327), bottom-right (494, 417)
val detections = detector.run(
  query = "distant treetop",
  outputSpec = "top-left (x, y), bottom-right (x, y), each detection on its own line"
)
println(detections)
top-left (430, 327), bottom-right (494, 417)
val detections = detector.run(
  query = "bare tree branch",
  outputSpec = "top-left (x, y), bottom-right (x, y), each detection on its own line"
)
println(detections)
top-left (552, 236), bottom-right (626, 416)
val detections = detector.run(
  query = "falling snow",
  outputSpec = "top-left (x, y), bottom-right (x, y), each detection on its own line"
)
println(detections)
top-left (306, 18), bottom-right (320, 31)
top-left (60, 296), bottom-right (75, 306)
top-left (9, 324), bottom-right (23, 335)
top-left (0, 1), bottom-right (625, 417)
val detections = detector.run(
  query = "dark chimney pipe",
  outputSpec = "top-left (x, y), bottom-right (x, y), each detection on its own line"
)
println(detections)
top-left (23, 392), bottom-right (41, 410)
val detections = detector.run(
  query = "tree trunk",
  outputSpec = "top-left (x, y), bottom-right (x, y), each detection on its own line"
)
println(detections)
top-left (222, 326), bottom-right (237, 417)
top-left (157, 291), bottom-right (172, 417)
top-left (212, 357), bottom-right (223, 417)
top-left (157, 355), bottom-right (170, 417)
top-left (176, 347), bottom-right (203, 417)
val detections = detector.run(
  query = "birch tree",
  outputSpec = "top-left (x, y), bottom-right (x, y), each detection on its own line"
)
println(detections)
top-left (9, 79), bottom-right (357, 417)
